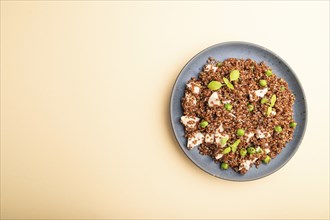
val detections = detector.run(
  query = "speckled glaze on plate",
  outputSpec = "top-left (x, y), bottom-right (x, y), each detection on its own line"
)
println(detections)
top-left (170, 42), bottom-right (307, 181)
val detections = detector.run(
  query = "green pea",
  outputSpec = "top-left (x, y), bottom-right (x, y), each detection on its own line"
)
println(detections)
top-left (221, 162), bottom-right (229, 170)
top-left (289, 122), bottom-right (297, 128)
top-left (274, 125), bottom-right (282, 132)
top-left (230, 70), bottom-right (240, 81)
top-left (262, 155), bottom-right (271, 164)
top-left (265, 70), bottom-right (273, 76)
top-left (280, 86), bottom-right (285, 91)
top-left (247, 104), bottom-right (254, 112)
top-left (256, 147), bottom-right (263, 153)
top-left (230, 140), bottom-right (240, 152)
top-left (261, 98), bottom-right (269, 104)
top-left (225, 103), bottom-right (233, 111)
top-left (259, 79), bottom-right (267, 87)
top-left (240, 148), bottom-right (247, 157)
top-left (207, 81), bottom-right (222, 91)
top-left (247, 146), bottom-right (256, 154)
top-left (216, 62), bottom-right (222, 67)
top-left (222, 147), bottom-right (231, 154)
top-left (220, 137), bottom-right (228, 146)
top-left (200, 120), bottom-right (209, 128)
top-left (237, 129), bottom-right (245, 137)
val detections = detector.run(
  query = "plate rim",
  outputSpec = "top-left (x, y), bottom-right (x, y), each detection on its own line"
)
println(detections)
top-left (169, 41), bottom-right (308, 182)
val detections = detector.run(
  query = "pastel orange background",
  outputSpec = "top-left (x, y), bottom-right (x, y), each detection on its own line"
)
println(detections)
top-left (1, 1), bottom-right (329, 219)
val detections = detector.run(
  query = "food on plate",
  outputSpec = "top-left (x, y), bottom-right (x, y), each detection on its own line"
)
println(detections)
top-left (180, 57), bottom-right (296, 174)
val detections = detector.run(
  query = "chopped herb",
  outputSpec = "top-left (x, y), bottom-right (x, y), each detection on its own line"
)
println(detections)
top-left (266, 106), bottom-right (272, 116)
top-left (222, 147), bottom-right (231, 154)
top-left (223, 77), bottom-right (234, 90)
top-left (270, 94), bottom-right (276, 107)
top-left (220, 137), bottom-right (228, 146)
top-left (230, 70), bottom-right (240, 81)
top-left (207, 81), bottom-right (222, 91)
top-left (230, 140), bottom-right (241, 152)
top-left (261, 98), bottom-right (269, 104)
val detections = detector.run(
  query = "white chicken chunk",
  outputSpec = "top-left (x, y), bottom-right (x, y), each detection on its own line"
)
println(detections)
top-left (239, 160), bottom-right (252, 171)
top-left (246, 132), bottom-right (254, 142)
top-left (208, 92), bottom-right (221, 107)
top-left (255, 88), bottom-right (268, 98)
top-left (187, 132), bottom-right (204, 149)
top-left (180, 116), bottom-right (200, 129)
top-left (185, 93), bottom-right (197, 105)
top-left (186, 82), bottom-right (201, 94)
top-left (256, 129), bottom-right (271, 139)
top-left (205, 133), bottom-right (214, 144)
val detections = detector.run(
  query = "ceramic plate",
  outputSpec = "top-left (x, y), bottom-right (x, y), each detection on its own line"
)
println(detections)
top-left (170, 41), bottom-right (307, 181)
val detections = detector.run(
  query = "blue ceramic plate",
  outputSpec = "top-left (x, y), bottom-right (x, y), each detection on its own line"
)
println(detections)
top-left (170, 42), bottom-right (307, 181)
